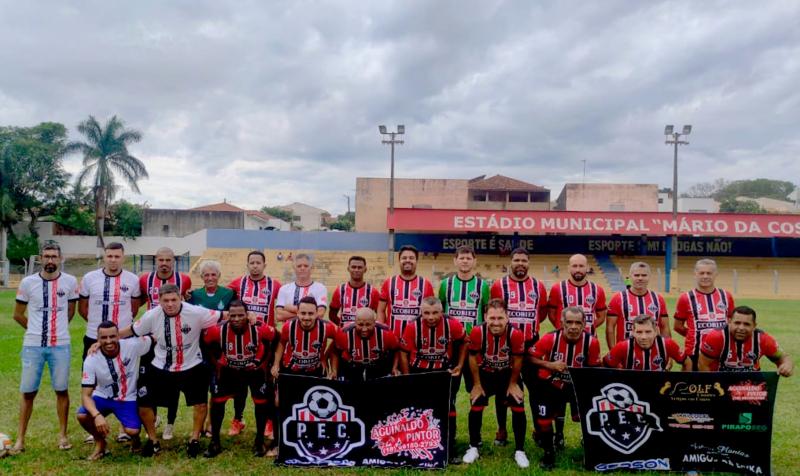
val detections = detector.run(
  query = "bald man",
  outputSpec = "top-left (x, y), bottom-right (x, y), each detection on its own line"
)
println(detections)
top-left (548, 255), bottom-right (607, 336)
top-left (334, 308), bottom-right (400, 382)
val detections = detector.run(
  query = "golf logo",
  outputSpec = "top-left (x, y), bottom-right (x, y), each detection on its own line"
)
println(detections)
top-left (282, 386), bottom-right (365, 465)
top-left (586, 383), bottom-right (663, 454)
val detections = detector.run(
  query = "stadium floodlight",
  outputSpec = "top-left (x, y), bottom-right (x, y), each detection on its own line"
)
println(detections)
top-left (682, 125), bottom-right (692, 135)
top-left (664, 125), bottom-right (674, 136)
top-left (663, 124), bottom-right (693, 292)
top-left (397, 125), bottom-right (405, 134)
top-left (379, 125), bottom-right (387, 134)
top-left (379, 125), bottom-right (406, 266)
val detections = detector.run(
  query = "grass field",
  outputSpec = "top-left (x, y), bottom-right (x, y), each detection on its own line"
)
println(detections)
top-left (0, 290), bottom-right (796, 475)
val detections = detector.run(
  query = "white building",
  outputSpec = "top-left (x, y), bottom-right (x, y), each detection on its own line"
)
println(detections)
top-left (279, 202), bottom-right (331, 231)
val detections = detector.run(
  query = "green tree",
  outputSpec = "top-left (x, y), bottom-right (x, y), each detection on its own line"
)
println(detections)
top-left (718, 198), bottom-right (765, 214)
top-left (108, 200), bottom-right (144, 239)
top-left (50, 183), bottom-right (95, 235)
top-left (7, 233), bottom-right (39, 264)
top-left (328, 211), bottom-right (355, 231)
top-left (713, 179), bottom-right (795, 202)
top-left (261, 206), bottom-right (294, 223)
top-left (65, 116), bottom-right (148, 248)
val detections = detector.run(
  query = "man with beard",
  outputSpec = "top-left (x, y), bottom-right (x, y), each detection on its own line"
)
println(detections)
top-left (378, 245), bottom-right (435, 339)
top-left (12, 243), bottom-right (79, 453)
top-left (462, 299), bottom-right (529, 468)
top-left (606, 261), bottom-right (670, 350)
top-left (530, 307), bottom-right (601, 469)
top-left (275, 253), bottom-right (328, 322)
top-left (399, 297), bottom-right (466, 464)
top-left (271, 296), bottom-right (339, 378)
top-left (77, 322), bottom-right (154, 460)
top-left (548, 254), bottom-right (607, 335)
top-left (604, 315), bottom-right (684, 370)
top-left (489, 247), bottom-right (549, 445)
top-left (202, 300), bottom-right (278, 457)
top-left (699, 306), bottom-right (794, 376)
top-left (674, 258), bottom-right (735, 371)
top-left (138, 247), bottom-right (192, 441)
top-left (329, 256), bottom-right (380, 326)
top-left (334, 308), bottom-right (399, 382)
top-left (226, 250), bottom-right (281, 436)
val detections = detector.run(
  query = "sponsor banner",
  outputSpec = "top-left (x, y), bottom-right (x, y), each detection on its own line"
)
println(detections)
top-left (570, 368), bottom-right (778, 474)
top-left (387, 208), bottom-right (800, 238)
top-left (278, 372), bottom-right (450, 468)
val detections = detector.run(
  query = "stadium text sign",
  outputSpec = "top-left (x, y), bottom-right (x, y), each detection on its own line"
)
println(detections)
top-left (571, 368), bottom-right (779, 474)
top-left (387, 209), bottom-right (800, 237)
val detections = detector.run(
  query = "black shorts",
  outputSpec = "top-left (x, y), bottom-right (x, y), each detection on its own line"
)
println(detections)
top-left (472, 369), bottom-right (524, 410)
top-left (532, 380), bottom-right (576, 420)
top-left (138, 363), bottom-right (209, 408)
top-left (211, 367), bottom-right (271, 405)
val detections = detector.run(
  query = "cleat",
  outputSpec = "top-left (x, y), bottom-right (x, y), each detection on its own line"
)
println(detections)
top-left (162, 424), bottom-right (174, 441)
top-left (228, 418), bottom-right (246, 436)
top-left (462, 446), bottom-right (480, 464)
top-left (187, 439), bottom-right (201, 458)
top-left (493, 429), bottom-right (508, 446)
top-left (514, 450), bottom-right (530, 468)
top-left (203, 441), bottom-right (222, 458)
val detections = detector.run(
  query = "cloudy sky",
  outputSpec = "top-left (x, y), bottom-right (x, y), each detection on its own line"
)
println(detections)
top-left (2, 1), bottom-right (799, 215)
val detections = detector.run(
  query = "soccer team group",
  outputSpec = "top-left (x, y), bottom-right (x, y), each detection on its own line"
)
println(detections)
top-left (11, 241), bottom-right (795, 469)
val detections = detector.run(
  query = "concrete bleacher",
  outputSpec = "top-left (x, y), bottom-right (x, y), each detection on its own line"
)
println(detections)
top-left (610, 256), bottom-right (800, 298)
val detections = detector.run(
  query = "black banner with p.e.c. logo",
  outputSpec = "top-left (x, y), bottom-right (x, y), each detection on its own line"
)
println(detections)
top-left (277, 372), bottom-right (451, 468)
top-left (570, 368), bottom-right (778, 474)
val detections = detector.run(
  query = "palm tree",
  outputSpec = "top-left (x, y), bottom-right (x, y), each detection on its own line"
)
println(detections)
top-left (65, 115), bottom-right (148, 248)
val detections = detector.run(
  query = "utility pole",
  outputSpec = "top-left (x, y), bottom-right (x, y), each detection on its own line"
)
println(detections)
top-left (379, 125), bottom-right (405, 266)
top-left (664, 125), bottom-right (692, 292)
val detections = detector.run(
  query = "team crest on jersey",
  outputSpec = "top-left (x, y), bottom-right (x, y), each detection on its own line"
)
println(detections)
top-left (500, 345), bottom-right (510, 354)
top-left (181, 324), bottom-right (192, 334)
top-left (120, 284), bottom-right (130, 292)
top-left (716, 302), bottom-right (727, 312)
top-left (575, 355), bottom-right (585, 365)
top-left (528, 290), bottom-right (538, 300)
top-left (746, 351), bottom-right (757, 360)
top-left (312, 341), bottom-right (322, 350)
top-left (648, 303), bottom-right (659, 314)
top-left (246, 342), bottom-right (258, 352)
top-left (412, 289), bottom-right (422, 298)
top-left (57, 289), bottom-right (66, 297)
top-left (358, 297), bottom-right (369, 306)
top-left (586, 296), bottom-right (596, 305)
top-left (437, 336), bottom-right (448, 345)
top-left (653, 356), bottom-right (664, 367)
top-left (282, 386), bottom-right (365, 465)
top-left (469, 291), bottom-right (480, 300)
top-left (586, 383), bottom-right (663, 454)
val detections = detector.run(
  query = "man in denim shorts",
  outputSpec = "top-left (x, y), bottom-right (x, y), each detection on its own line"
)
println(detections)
top-left (12, 242), bottom-right (79, 452)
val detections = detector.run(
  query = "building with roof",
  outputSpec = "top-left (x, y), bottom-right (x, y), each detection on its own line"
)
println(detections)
top-left (555, 183), bottom-right (658, 212)
top-left (142, 201), bottom-right (290, 237)
top-left (355, 174), bottom-right (550, 232)
top-left (277, 202), bottom-right (332, 231)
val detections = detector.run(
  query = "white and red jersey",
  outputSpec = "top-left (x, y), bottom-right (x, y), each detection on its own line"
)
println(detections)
top-left (81, 336), bottom-right (154, 401)
top-left (548, 280), bottom-right (607, 335)
top-left (401, 317), bottom-right (465, 371)
top-left (607, 289), bottom-right (669, 342)
top-left (228, 275), bottom-right (281, 327)
top-left (700, 327), bottom-right (779, 372)
top-left (203, 322), bottom-right (277, 370)
top-left (80, 269), bottom-right (141, 339)
top-left (279, 318), bottom-right (338, 373)
top-left (139, 271), bottom-right (192, 310)
top-left (468, 324), bottom-right (525, 373)
top-left (674, 288), bottom-right (734, 358)
top-left (530, 329), bottom-right (601, 388)
top-left (330, 282), bottom-right (380, 325)
top-left (16, 272), bottom-right (79, 347)
top-left (604, 337), bottom-right (684, 371)
top-left (335, 323), bottom-right (399, 366)
top-left (490, 276), bottom-right (549, 344)
top-left (132, 303), bottom-right (221, 372)
top-left (380, 275), bottom-right (435, 338)
top-left (276, 281), bottom-right (328, 309)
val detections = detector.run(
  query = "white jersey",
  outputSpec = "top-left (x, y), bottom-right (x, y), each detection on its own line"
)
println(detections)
top-left (16, 272), bottom-right (79, 347)
top-left (81, 336), bottom-right (153, 401)
top-left (276, 281), bottom-right (328, 309)
top-left (79, 269), bottom-right (141, 339)
top-left (132, 302), bottom-right (220, 372)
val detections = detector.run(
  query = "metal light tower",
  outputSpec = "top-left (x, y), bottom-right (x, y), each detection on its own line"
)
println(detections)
top-left (664, 124), bottom-right (691, 292)
top-left (379, 125), bottom-right (404, 265)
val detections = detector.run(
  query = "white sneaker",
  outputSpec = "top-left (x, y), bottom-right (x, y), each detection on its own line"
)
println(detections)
top-left (514, 450), bottom-right (530, 468)
top-left (462, 446), bottom-right (480, 464)
top-left (155, 415), bottom-right (162, 428)
top-left (162, 424), bottom-right (174, 440)
top-left (83, 434), bottom-right (94, 444)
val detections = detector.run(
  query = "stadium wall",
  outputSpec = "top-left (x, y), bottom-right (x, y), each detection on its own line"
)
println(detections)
top-left (50, 230), bottom-right (207, 257)
top-left (207, 229), bottom-right (388, 251)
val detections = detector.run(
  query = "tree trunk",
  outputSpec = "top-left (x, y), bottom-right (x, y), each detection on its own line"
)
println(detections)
top-left (26, 208), bottom-right (39, 238)
top-left (95, 186), bottom-right (106, 249)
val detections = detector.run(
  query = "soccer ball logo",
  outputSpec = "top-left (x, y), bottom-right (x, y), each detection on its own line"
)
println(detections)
top-left (308, 389), bottom-right (339, 419)
top-left (606, 385), bottom-right (634, 409)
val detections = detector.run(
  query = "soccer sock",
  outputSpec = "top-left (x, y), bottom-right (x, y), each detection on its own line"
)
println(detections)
top-left (535, 418), bottom-right (554, 450)
top-left (511, 409), bottom-right (527, 452)
top-left (448, 412), bottom-right (457, 454)
top-left (167, 400), bottom-right (178, 425)
top-left (210, 403), bottom-right (225, 444)
top-left (555, 416), bottom-right (565, 436)
top-left (234, 392), bottom-right (246, 421)
top-left (254, 403), bottom-right (268, 446)
top-left (468, 407), bottom-right (484, 447)
top-left (495, 402), bottom-right (507, 433)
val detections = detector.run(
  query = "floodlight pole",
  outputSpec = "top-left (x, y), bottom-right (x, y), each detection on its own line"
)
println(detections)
top-left (664, 125), bottom-right (691, 292)
top-left (380, 126), bottom-right (404, 266)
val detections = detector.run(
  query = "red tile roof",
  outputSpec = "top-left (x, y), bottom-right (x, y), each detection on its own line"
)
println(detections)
top-left (189, 202), bottom-right (245, 212)
top-left (468, 174), bottom-right (548, 192)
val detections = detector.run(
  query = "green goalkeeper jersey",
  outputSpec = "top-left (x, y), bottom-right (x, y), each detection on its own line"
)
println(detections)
top-left (438, 275), bottom-right (491, 333)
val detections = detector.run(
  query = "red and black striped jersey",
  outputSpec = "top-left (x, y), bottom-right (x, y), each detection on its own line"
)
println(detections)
top-left (530, 329), bottom-right (601, 388)
top-left (674, 288), bottom-right (734, 358)
top-left (700, 327), bottom-right (779, 372)
top-left (139, 272), bottom-right (192, 310)
top-left (334, 323), bottom-right (399, 366)
top-left (380, 275), bottom-right (435, 337)
top-left (401, 317), bottom-right (465, 371)
top-left (604, 336), bottom-right (684, 371)
top-left (330, 282), bottom-right (380, 325)
top-left (468, 324), bottom-right (525, 372)
top-left (490, 276), bottom-right (549, 343)
top-left (548, 280), bottom-right (607, 335)
top-left (607, 289), bottom-right (669, 342)
top-left (279, 318), bottom-right (337, 373)
top-left (228, 275), bottom-right (281, 327)
top-left (203, 321), bottom-right (277, 370)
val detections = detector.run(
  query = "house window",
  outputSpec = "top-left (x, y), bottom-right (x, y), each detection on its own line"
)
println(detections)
top-left (609, 203), bottom-right (625, 212)
top-left (472, 193), bottom-right (487, 202)
top-left (292, 215), bottom-right (301, 222)
top-left (162, 224), bottom-right (170, 236)
top-left (508, 191), bottom-right (528, 202)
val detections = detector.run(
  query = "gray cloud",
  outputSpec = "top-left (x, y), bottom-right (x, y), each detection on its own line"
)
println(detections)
top-left (2, 0), bottom-right (799, 214)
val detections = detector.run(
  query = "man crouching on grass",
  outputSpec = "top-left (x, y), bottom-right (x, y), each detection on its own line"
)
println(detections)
top-left (77, 321), bottom-right (154, 460)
